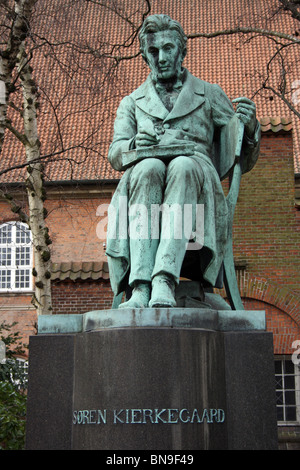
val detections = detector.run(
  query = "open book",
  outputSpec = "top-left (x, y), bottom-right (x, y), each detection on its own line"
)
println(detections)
top-left (122, 143), bottom-right (195, 170)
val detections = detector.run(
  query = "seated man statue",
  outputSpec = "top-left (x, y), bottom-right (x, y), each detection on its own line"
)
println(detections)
top-left (106, 14), bottom-right (260, 309)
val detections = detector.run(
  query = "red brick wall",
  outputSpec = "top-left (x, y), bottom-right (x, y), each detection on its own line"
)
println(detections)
top-left (232, 131), bottom-right (299, 294)
top-left (243, 298), bottom-right (300, 355)
top-left (0, 294), bottom-right (37, 351)
top-left (51, 279), bottom-right (114, 315)
top-left (232, 131), bottom-right (300, 355)
top-left (45, 196), bottom-right (110, 264)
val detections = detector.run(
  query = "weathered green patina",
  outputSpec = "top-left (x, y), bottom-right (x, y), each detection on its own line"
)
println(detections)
top-left (37, 309), bottom-right (266, 333)
top-left (106, 15), bottom-right (260, 309)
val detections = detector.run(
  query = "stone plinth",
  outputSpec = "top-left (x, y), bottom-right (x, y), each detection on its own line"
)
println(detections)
top-left (25, 308), bottom-right (278, 450)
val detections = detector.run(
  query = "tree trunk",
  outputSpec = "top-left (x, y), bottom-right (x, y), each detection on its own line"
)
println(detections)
top-left (0, 0), bottom-right (52, 315)
top-left (0, 0), bottom-right (37, 150)
top-left (18, 46), bottom-right (52, 315)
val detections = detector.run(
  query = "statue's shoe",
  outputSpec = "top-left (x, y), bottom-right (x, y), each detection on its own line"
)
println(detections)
top-left (118, 282), bottom-right (150, 309)
top-left (149, 273), bottom-right (176, 308)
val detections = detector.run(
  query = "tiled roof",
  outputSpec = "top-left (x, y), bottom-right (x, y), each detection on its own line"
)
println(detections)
top-left (51, 259), bottom-right (252, 282)
top-left (1, 0), bottom-right (299, 184)
top-left (260, 117), bottom-right (293, 133)
top-left (51, 261), bottom-right (109, 281)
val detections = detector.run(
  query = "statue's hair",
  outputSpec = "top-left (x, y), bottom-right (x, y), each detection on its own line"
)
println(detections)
top-left (139, 14), bottom-right (187, 56)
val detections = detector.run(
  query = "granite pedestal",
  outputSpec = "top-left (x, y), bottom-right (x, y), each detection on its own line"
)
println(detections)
top-left (25, 308), bottom-right (278, 450)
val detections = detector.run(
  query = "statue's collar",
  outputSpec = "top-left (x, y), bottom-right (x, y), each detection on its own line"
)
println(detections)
top-left (134, 70), bottom-right (205, 121)
top-left (151, 68), bottom-right (187, 93)
top-left (136, 70), bottom-right (204, 98)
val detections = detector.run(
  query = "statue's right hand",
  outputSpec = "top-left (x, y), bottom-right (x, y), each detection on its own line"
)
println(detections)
top-left (136, 128), bottom-right (158, 148)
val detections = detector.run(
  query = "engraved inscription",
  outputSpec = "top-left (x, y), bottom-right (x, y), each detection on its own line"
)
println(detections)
top-left (73, 408), bottom-right (225, 425)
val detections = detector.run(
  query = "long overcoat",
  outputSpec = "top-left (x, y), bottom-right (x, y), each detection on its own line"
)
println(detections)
top-left (106, 70), bottom-right (261, 295)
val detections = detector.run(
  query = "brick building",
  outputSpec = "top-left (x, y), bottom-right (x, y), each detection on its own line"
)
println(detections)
top-left (0, 0), bottom-right (300, 448)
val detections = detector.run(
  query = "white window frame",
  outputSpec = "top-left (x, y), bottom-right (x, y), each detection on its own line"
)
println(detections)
top-left (13, 357), bottom-right (29, 389)
top-left (275, 356), bottom-right (300, 425)
top-left (0, 221), bottom-right (33, 292)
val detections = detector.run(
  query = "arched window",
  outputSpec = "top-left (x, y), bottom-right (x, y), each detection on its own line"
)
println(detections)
top-left (0, 222), bottom-right (33, 291)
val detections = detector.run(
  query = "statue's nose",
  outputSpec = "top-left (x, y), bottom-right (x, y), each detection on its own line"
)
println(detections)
top-left (158, 50), bottom-right (167, 64)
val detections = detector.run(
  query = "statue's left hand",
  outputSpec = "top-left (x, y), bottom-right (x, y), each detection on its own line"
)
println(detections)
top-left (232, 97), bottom-right (257, 138)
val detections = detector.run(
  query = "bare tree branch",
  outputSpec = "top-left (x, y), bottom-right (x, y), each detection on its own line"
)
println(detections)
top-left (187, 26), bottom-right (300, 44)
top-left (279, 0), bottom-right (300, 22)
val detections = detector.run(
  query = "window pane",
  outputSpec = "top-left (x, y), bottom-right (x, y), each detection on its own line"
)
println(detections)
top-left (15, 224), bottom-right (30, 244)
top-left (0, 247), bottom-right (12, 266)
top-left (275, 375), bottom-right (283, 388)
top-left (0, 223), bottom-right (32, 291)
top-left (284, 360), bottom-right (295, 374)
top-left (275, 359), bottom-right (299, 423)
top-left (0, 269), bottom-right (11, 289)
top-left (276, 391), bottom-right (284, 405)
top-left (16, 246), bottom-right (31, 266)
top-left (0, 224), bottom-right (12, 244)
top-left (285, 375), bottom-right (295, 389)
top-left (15, 269), bottom-right (30, 289)
top-left (286, 406), bottom-right (297, 421)
top-left (277, 406), bottom-right (284, 421)
top-left (285, 390), bottom-right (296, 406)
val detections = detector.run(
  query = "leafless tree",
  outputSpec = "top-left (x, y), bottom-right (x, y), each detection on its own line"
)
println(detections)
top-left (0, 0), bottom-right (151, 314)
top-left (187, 0), bottom-right (300, 119)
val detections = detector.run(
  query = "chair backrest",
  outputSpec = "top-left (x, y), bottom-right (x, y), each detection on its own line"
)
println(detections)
top-left (222, 118), bottom-right (245, 310)
top-left (212, 114), bottom-right (244, 181)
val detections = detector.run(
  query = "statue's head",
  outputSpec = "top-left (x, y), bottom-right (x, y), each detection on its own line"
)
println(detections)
top-left (139, 15), bottom-right (187, 81)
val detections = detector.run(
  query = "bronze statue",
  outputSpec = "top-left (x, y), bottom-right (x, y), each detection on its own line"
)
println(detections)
top-left (106, 15), bottom-right (260, 309)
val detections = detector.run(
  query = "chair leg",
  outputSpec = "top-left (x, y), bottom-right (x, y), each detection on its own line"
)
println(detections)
top-left (223, 240), bottom-right (244, 310)
top-left (112, 292), bottom-right (124, 309)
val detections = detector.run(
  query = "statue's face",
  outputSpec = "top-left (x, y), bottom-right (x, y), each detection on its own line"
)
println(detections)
top-left (144, 30), bottom-right (184, 81)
